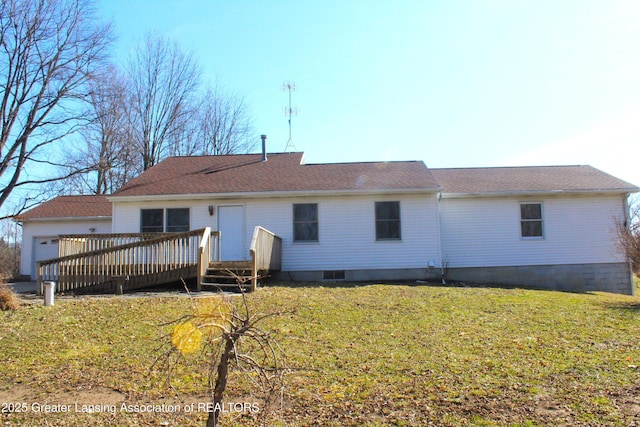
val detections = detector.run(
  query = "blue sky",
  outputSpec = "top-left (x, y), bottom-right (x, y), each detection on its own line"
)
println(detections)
top-left (99, 0), bottom-right (640, 187)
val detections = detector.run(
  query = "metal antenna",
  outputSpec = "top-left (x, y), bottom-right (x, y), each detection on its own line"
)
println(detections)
top-left (283, 81), bottom-right (298, 152)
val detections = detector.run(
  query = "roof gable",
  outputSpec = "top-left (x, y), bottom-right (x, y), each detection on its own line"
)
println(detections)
top-left (111, 152), bottom-right (440, 198)
top-left (16, 195), bottom-right (112, 221)
top-left (430, 165), bottom-right (639, 195)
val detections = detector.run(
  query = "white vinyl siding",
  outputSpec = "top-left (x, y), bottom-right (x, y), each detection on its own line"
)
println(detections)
top-left (440, 195), bottom-right (627, 268)
top-left (21, 219), bottom-right (112, 279)
top-left (112, 193), bottom-right (441, 271)
top-left (246, 194), bottom-right (440, 271)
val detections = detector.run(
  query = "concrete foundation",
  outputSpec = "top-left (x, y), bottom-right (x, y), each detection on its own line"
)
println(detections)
top-left (274, 267), bottom-right (442, 283)
top-left (445, 262), bottom-right (633, 295)
top-left (274, 262), bottom-right (634, 295)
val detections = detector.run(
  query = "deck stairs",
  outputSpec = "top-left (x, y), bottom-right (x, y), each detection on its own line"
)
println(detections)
top-left (200, 260), bottom-right (255, 291)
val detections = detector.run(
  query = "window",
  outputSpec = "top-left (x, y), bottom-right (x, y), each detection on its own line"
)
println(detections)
top-left (141, 209), bottom-right (163, 233)
top-left (520, 203), bottom-right (543, 238)
top-left (375, 201), bottom-right (401, 240)
top-left (293, 203), bottom-right (318, 242)
top-left (166, 208), bottom-right (190, 232)
top-left (140, 208), bottom-right (190, 233)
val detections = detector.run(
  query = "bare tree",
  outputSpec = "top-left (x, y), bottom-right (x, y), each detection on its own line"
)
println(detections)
top-left (65, 37), bottom-right (255, 193)
top-left (617, 201), bottom-right (640, 274)
top-left (171, 84), bottom-right (254, 157)
top-left (0, 0), bottom-right (112, 217)
top-left (126, 33), bottom-right (200, 171)
top-left (0, 218), bottom-right (20, 281)
top-left (66, 67), bottom-right (140, 194)
top-left (156, 283), bottom-right (288, 427)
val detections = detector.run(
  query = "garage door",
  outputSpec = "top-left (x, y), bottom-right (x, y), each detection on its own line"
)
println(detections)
top-left (32, 236), bottom-right (59, 278)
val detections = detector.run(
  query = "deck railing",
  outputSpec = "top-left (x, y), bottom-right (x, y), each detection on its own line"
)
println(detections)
top-left (37, 228), bottom-right (220, 294)
top-left (58, 233), bottom-right (167, 257)
top-left (197, 229), bottom-right (221, 291)
top-left (249, 226), bottom-right (282, 290)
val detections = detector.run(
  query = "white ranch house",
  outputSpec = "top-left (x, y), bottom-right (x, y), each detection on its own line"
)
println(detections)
top-left (16, 152), bottom-right (638, 295)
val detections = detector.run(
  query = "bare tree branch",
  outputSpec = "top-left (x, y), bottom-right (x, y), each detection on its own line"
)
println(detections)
top-left (616, 200), bottom-right (640, 274)
top-left (155, 279), bottom-right (290, 427)
top-left (64, 66), bottom-right (141, 194)
top-left (0, 0), bottom-right (113, 215)
top-left (171, 83), bottom-right (255, 157)
top-left (126, 33), bottom-right (200, 171)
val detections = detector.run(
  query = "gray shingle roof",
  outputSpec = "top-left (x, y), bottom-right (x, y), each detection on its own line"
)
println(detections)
top-left (17, 159), bottom-right (638, 221)
top-left (111, 152), bottom-right (440, 197)
top-left (15, 195), bottom-right (112, 221)
top-left (430, 165), bottom-right (638, 195)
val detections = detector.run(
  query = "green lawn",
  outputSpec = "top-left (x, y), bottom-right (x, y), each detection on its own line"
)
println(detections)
top-left (1, 284), bottom-right (639, 426)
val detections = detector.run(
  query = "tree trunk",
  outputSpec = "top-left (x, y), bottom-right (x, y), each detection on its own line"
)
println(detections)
top-left (206, 335), bottom-right (236, 427)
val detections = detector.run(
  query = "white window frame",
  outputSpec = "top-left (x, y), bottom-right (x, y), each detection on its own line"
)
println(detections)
top-left (519, 202), bottom-right (544, 239)
top-left (375, 201), bottom-right (402, 241)
top-left (140, 207), bottom-right (190, 233)
top-left (293, 203), bottom-right (319, 243)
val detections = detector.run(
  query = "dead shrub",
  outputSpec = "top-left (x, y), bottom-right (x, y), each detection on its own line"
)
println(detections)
top-left (0, 285), bottom-right (20, 311)
top-left (616, 202), bottom-right (640, 274)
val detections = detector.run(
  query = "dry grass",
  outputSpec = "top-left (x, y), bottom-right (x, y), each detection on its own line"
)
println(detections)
top-left (0, 284), bottom-right (20, 311)
top-left (1, 284), bottom-right (639, 426)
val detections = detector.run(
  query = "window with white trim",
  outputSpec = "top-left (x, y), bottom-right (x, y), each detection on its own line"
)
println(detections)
top-left (375, 201), bottom-right (401, 240)
top-left (141, 209), bottom-right (163, 233)
top-left (520, 203), bottom-right (543, 238)
top-left (140, 208), bottom-right (190, 233)
top-left (293, 203), bottom-right (318, 242)
top-left (166, 208), bottom-right (190, 232)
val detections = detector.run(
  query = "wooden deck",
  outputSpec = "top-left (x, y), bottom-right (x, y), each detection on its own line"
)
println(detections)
top-left (36, 227), bottom-right (281, 295)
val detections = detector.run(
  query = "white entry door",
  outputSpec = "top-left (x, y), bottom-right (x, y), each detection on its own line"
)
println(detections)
top-left (218, 205), bottom-right (245, 261)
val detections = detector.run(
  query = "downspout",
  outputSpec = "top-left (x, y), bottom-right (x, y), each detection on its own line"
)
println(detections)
top-left (624, 193), bottom-right (634, 296)
top-left (436, 191), bottom-right (446, 284)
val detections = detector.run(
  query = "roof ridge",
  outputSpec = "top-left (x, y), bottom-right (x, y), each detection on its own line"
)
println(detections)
top-left (430, 165), bottom-right (589, 171)
top-left (166, 152), bottom-right (304, 160)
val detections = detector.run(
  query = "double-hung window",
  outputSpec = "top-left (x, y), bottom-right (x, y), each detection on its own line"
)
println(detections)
top-left (293, 203), bottom-right (318, 242)
top-left (375, 201), bottom-right (401, 240)
top-left (140, 208), bottom-right (190, 233)
top-left (520, 203), bottom-right (543, 238)
top-left (166, 208), bottom-right (190, 232)
top-left (141, 209), bottom-right (164, 233)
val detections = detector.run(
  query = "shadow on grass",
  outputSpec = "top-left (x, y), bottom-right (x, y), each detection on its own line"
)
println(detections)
top-left (263, 279), bottom-right (528, 291)
top-left (261, 278), bottom-right (621, 296)
top-left (603, 301), bottom-right (640, 311)
top-left (261, 279), bottom-right (442, 289)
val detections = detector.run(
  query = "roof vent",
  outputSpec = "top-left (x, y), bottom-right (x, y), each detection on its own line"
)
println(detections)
top-left (260, 134), bottom-right (267, 162)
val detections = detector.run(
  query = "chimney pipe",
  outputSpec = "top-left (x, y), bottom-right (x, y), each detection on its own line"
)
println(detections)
top-left (261, 134), bottom-right (267, 162)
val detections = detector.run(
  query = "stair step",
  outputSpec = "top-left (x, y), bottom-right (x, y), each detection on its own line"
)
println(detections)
top-left (205, 270), bottom-right (251, 274)
top-left (200, 282), bottom-right (252, 289)
top-left (205, 269), bottom-right (251, 274)
top-left (202, 274), bottom-right (251, 282)
top-left (199, 259), bottom-right (258, 292)
top-left (209, 260), bottom-right (252, 268)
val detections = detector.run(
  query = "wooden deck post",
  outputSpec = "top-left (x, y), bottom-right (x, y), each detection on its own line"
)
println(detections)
top-left (197, 247), bottom-right (203, 292)
top-left (36, 262), bottom-right (42, 296)
top-left (251, 254), bottom-right (258, 292)
top-left (115, 278), bottom-right (124, 295)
